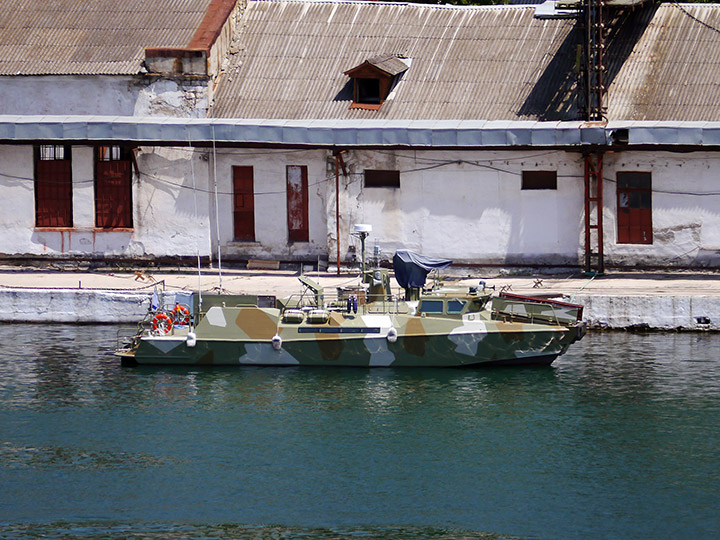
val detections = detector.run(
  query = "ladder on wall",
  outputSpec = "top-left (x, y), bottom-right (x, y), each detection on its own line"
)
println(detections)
top-left (581, 0), bottom-right (606, 274)
top-left (584, 152), bottom-right (605, 275)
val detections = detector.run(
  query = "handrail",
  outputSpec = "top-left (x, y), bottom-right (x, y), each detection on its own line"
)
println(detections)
top-left (279, 290), bottom-right (410, 315)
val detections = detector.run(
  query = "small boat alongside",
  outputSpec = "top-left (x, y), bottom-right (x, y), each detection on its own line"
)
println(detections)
top-left (116, 245), bottom-right (586, 368)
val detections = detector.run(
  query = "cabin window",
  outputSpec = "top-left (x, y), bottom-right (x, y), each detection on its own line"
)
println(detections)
top-left (447, 300), bottom-right (466, 313)
top-left (95, 146), bottom-right (133, 229)
top-left (364, 169), bottom-right (400, 188)
top-left (522, 170), bottom-right (557, 190)
top-left (617, 172), bottom-right (652, 244)
top-left (35, 145), bottom-right (72, 228)
top-left (419, 300), bottom-right (444, 314)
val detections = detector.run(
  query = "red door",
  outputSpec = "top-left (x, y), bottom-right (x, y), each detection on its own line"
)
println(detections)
top-left (286, 165), bottom-right (309, 242)
top-left (233, 166), bottom-right (255, 241)
top-left (617, 172), bottom-right (652, 244)
top-left (36, 160), bottom-right (72, 227)
top-left (96, 160), bottom-right (132, 228)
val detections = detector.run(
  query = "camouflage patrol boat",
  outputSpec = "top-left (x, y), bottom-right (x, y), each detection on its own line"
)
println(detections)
top-left (116, 250), bottom-right (586, 367)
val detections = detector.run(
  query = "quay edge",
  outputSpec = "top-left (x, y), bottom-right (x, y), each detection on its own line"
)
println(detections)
top-left (1, 287), bottom-right (720, 331)
top-left (574, 294), bottom-right (720, 332)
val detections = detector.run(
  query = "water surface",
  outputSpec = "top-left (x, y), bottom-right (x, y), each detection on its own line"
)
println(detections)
top-left (1, 325), bottom-right (719, 539)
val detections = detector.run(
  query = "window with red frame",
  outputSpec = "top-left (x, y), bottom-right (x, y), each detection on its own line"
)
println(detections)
top-left (35, 145), bottom-right (72, 228)
top-left (95, 145), bottom-right (133, 229)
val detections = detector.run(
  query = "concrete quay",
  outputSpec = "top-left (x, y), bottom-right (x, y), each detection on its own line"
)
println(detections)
top-left (1, 267), bottom-right (720, 330)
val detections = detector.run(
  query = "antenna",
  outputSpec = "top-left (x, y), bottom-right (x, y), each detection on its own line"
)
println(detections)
top-left (351, 224), bottom-right (372, 276)
top-left (188, 134), bottom-right (202, 311)
top-left (211, 125), bottom-right (223, 292)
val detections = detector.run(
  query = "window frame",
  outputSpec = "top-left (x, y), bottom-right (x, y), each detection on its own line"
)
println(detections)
top-left (94, 145), bottom-right (134, 229)
top-left (345, 63), bottom-right (394, 111)
top-left (616, 171), bottom-right (653, 244)
top-left (233, 165), bottom-right (256, 242)
top-left (34, 144), bottom-right (73, 229)
top-left (364, 169), bottom-right (400, 189)
top-left (521, 170), bottom-right (557, 190)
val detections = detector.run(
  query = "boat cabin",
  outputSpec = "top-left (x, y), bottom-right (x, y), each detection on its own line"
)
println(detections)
top-left (417, 289), bottom-right (491, 319)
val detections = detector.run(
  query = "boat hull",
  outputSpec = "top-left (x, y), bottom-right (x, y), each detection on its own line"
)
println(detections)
top-left (120, 318), bottom-right (585, 368)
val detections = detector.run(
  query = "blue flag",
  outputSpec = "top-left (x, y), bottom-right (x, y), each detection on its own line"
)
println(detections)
top-left (151, 289), bottom-right (159, 311)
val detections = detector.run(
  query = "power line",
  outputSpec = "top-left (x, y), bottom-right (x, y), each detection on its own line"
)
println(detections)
top-left (6, 154), bottom-right (720, 197)
top-left (671, 1), bottom-right (720, 35)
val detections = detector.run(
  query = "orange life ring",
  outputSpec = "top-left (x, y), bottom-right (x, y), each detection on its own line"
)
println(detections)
top-left (173, 304), bottom-right (190, 326)
top-left (151, 312), bottom-right (173, 334)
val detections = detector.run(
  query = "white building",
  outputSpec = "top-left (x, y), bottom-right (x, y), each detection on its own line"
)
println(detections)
top-left (2, 0), bottom-right (720, 270)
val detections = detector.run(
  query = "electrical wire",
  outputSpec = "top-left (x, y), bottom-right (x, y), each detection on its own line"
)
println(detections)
top-left (7, 150), bottom-right (720, 198)
top-left (670, 1), bottom-right (720, 35)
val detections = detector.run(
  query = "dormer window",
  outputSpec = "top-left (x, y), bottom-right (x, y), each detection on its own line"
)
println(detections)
top-left (357, 78), bottom-right (381, 104)
top-left (344, 55), bottom-right (410, 111)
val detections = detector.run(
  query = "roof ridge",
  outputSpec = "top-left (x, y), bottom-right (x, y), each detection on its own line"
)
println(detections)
top-left (249, 0), bottom-right (535, 11)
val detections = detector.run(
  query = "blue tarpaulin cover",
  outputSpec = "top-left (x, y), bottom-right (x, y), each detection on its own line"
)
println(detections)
top-left (393, 250), bottom-right (452, 289)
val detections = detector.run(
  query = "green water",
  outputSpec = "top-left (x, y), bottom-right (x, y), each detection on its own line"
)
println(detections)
top-left (0, 325), bottom-right (719, 540)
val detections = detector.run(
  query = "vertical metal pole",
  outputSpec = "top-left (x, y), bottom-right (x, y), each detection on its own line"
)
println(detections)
top-left (584, 0), bottom-right (592, 120)
top-left (211, 126), bottom-right (223, 292)
top-left (583, 0), bottom-right (606, 121)
top-left (596, 153), bottom-right (604, 273)
top-left (584, 157), bottom-right (591, 273)
top-left (335, 154), bottom-right (341, 275)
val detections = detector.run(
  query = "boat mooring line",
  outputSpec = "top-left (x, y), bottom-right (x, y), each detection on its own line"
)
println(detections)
top-left (571, 272), bottom-right (600, 303)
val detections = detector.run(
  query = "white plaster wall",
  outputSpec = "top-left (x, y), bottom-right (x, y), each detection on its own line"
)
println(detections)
top-left (0, 144), bottom-right (213, 258)
top-left (603, 151), bottom-right (720, 267)
top-left (132, 79), bottom-right (210, 118)
top-left (72, 147), bottom-right (95, 228)
top-left (4, 143), bottom-right (720, 268)
top-left (0, 145), bottom-right (35, 254)
top-left (213, 148), bottom-right (329, 261)
top-left (0, 76), bottom-right (138, 116)
top-left (0, 75), bottom-right (209, 118)
top-left (132, 146), bottom-right (213, 257)
top-left (338, 149), bottom-right (585, 266)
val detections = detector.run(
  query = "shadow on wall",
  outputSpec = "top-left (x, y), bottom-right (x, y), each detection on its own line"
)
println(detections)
top-left (519, 5), bottom-right (656, 121)
top-left (135, 149), bottom-right (210, 222)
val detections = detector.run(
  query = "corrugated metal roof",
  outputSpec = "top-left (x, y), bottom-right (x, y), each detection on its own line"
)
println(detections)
top-left (0, 0), bottom-right (214, 76)
top-left (366, 55), bottom-right (410, 76)
top-left (211, 1), bottom-right (579, 120)
top-left (212, 1), bottom-right (720, 122)
top-left (606, 3), bottom-right (720, 121)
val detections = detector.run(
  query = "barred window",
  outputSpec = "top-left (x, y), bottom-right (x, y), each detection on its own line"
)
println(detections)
top-left (95, 146), bottom-right (133, 228)
top-left (35, 145), bottom-right (72, 228)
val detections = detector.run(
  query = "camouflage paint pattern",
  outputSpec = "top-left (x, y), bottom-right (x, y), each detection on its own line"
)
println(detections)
top-left (118, 288), bottom-right (586, 367)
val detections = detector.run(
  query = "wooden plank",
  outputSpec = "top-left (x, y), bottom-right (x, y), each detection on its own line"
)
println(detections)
top-left (246, 259), bottom-right (280, 270)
